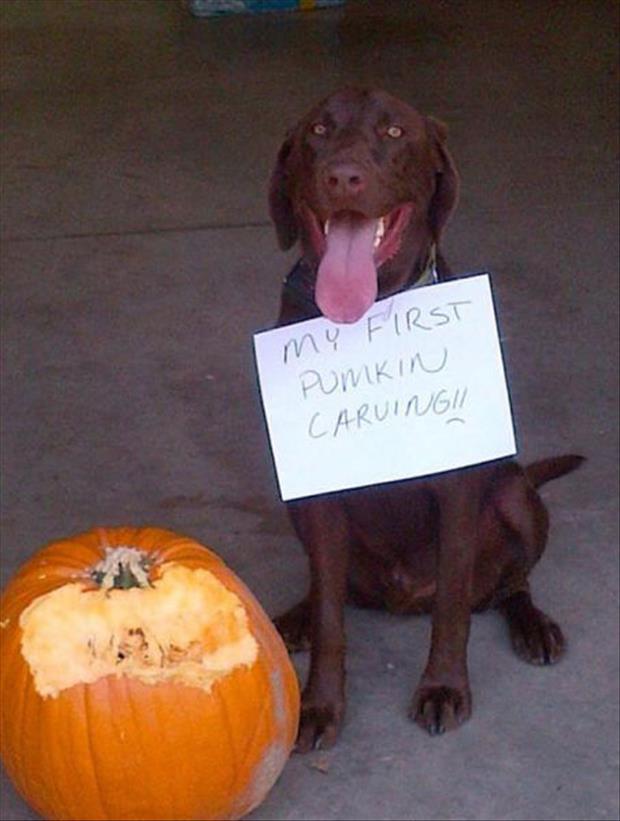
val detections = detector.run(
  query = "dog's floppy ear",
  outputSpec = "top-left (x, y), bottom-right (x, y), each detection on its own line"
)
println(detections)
top-left (269, 135), bottom-right (299, 250)
top-left (426, 117), bottom-right (460, 241)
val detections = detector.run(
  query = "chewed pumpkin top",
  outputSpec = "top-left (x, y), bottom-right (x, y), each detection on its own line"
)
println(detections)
top-left (18, 556), bottom-right (259, 698)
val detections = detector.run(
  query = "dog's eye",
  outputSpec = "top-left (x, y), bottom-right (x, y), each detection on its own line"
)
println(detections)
top-left (311, 123), bottom-right (327, 136)
top-left (386, 125), bottom-right (404, 139)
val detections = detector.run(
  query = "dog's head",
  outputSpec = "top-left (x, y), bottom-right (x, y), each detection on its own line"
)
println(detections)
top-left (269, 87), bottom-right (459, 323)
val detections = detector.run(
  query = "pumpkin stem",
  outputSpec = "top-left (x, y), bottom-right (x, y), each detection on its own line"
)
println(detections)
top-left (90, 547), bottom-right (153, 590)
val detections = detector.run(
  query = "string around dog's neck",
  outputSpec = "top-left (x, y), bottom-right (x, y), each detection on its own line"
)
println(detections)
top-left (283, 242), bottom-right (438, 315)
top-left (412, 243), bottom-right (439, 287)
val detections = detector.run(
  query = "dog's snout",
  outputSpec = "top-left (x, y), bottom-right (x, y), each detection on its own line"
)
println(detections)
top-left (324, 163), bottom-right (367, 198)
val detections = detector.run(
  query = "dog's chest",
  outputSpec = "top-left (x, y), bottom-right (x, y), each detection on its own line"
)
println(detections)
top-left (344, 481), bottom-right (439, 553)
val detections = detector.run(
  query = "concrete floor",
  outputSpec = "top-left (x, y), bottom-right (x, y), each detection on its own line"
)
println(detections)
top-left (1, 1), bottom-right (618, 819)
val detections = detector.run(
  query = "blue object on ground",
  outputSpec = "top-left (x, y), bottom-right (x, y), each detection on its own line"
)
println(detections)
top-left (187, 0), bottom-right (345, 17)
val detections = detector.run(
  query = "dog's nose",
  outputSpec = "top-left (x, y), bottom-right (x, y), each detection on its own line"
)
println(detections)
top-left (324, 163), bottom-right (367, 197)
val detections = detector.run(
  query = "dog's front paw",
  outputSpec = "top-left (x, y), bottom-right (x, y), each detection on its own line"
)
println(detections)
top-left (295, 696), bottom-right (345, 753)
top-left (410, 683), bottom-right (472, 736)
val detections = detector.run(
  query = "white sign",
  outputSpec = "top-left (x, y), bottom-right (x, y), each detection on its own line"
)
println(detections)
top-left (253, 274), bottom-right (516, 501)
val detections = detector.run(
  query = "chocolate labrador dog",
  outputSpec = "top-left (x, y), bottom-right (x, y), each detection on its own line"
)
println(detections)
top-left (268, 87), bottom-right (583, 750)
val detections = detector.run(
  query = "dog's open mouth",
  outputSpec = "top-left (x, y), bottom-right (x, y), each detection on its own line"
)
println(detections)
top-left (302, 204), bottom-right (413, 324)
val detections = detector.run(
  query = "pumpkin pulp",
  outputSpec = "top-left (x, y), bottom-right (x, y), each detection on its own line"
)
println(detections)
top-left (18, 546), bottom-right (259, 698)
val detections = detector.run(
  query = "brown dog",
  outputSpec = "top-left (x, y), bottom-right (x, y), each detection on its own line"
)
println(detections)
top-left (268, 87), bottom-right (583, 751)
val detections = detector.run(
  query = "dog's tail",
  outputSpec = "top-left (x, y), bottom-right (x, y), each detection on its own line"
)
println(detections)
top-left (525, 454), bottom-right (586, 489)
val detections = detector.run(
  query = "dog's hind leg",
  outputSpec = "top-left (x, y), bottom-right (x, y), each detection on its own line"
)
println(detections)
top-left (492, 467), bottom-right (566, 664)
top-left (273, 596), bottom-right (311, 653)
top-left (499, 586), bottom-right (566, 664)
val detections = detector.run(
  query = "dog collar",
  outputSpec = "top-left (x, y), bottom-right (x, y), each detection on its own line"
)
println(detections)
top-left (283, 243), bottom-right (438, 315)
top-left (413, 243), bottom-right (439, 287)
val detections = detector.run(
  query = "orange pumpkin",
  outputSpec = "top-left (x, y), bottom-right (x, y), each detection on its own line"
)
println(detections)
top-left (0, 527), bottom-right (300, 821)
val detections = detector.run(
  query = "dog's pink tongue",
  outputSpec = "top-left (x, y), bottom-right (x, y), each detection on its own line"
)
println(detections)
top-left (316, 214), bottom-right (378, 323)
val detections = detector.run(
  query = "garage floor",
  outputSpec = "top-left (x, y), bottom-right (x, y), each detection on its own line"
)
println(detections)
top-left (1, 1), bottom-right (618, 819)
